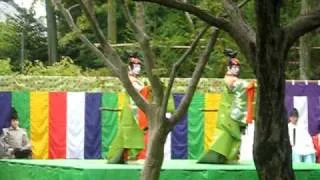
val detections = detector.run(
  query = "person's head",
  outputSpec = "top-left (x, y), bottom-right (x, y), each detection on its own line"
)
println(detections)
top-left (10, 116), bottom-right (19, 129)
top-left (224, 49), bottom-right (240, 77)
top-left (10, 107), bottom-right (19, 129)
top-left (289, 108), bottom-right (299, 125)
top-left (227, 58), bottom-right (241, 77)
top-left (128, 56), bottom-right (142, 76)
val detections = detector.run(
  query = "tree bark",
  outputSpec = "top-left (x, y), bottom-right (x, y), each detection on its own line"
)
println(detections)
top-left (46, 0), bottom-right (58, 64)
top-left (85, 0), bottom-right (94, 13)
top-left (254, 1), bottom-right (294, 179)
top-left (135, 2), bottom-right (145, 30)
top-left (141, 105), bottom-right (170, 180)
top-left (254, 43), bottom-right (294, 180)
top-left (108, 0), bottom-right (117, 43)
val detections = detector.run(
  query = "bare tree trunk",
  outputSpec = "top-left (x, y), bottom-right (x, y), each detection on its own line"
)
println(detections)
top-left (141, 106), bottom-right (169, 180)
top-left (254, 46), bottom-right (294, 180)
top-left (85, 0), bottom-right (94, 13)
top-left (46, 0), bottom-right (58, 65)
top-left (108, 0), bottom-right (117, 43)
top-left (299, 0), bottom-right (315, 80)
top-left (254, 1), bottom-right (294, 179)
top-left (135, 2), bottom-right (145, 29)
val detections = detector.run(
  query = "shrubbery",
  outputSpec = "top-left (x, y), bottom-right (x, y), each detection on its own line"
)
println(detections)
top-left (0, 57), bottom-right (112, 76)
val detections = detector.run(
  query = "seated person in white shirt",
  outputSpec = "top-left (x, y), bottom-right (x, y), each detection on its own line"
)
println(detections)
top-left (0, 108), bottom-right (31, 159)
top-left (288, 108), bottom-right (315, 163)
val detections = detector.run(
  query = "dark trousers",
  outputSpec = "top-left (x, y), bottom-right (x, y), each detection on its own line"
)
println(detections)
top-left (14, 149), bottom-right (32, 159)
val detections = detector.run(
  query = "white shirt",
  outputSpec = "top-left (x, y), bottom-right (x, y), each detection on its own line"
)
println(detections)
top-left (288, 122), bottom-right (315, 155)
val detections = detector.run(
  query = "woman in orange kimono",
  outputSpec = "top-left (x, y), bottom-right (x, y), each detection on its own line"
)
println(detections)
top-left (107, 55), bottom-right (145, 164)
top-left (312, 131), bottom-right (320, 163)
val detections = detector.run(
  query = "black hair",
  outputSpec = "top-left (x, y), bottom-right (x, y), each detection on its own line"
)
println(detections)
top-left (224, 48), bottom-right (238, 58)
top-left (224, 48), bottom-right (240, 68)
top-left (289, 108), bottom-right (299, 118)
top-left (11, 107), bottom-right (18, 120)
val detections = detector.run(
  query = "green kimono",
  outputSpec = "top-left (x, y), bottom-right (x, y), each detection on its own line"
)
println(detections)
top-left (199, 80), bottom-right (249, 163)
top-left (107, 93), bottom-right (144, 161)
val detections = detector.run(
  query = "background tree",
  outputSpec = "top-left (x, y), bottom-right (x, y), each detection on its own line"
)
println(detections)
top-left (0, 10), bottom-right (47, 70)
top-left (46, 0), bottom-right (58, 64)
top-left (0, 0), bottom-right (259, 77)
top-left (108, 0), bottom-right (117, 43)
top-left (0, 0), bottom-right (48, 69)
top-left (1, 0), bottom-right (319, 79)
top-left (299, 0), bottom-right (318, 79)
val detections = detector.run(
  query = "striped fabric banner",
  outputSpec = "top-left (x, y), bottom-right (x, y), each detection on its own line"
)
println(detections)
top-left (12, 91), bottom-right (30, 134)
top-left (30, 92), bottom-right (49, 159)
top-left (286, 82), bottom-right (320, 135)
top-left (171, 94), bottom-right (188, 159)
top-left (49, 92), bottom-right (67, 159)
top-left (204, 93), bottom-right (221, 151)
top-left (67, 92), bottom-right (85, 159)
top-left (164, 132), bottom-right (172, 160)
top-left (101, 93), bottom-right (118, 158)
top-left (187, 93), bottom-right (204, 159)
top-left (0, 92), bottom-right (11, 135)
top-left (84, 93), bottom-right (102, 159)
top-left (0, 83), bottom-right (319, 160)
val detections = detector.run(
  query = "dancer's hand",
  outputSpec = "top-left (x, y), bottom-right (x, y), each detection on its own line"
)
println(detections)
top-left (247, 80), bottom-right (256, 88)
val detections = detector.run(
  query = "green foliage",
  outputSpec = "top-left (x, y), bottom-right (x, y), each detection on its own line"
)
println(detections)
top-left (0, 22), bottom-right (18, 60)
top-left (57, 0), bottom-right (132, 70)
top-left (11, 10), bottom-right (47, 62)
top-left (22, 57), bottom-right (81, 76)
top-left (199, 0), bottom-right (223, 14)
top-left (17, 57), bottom-right (112, 76)
top-left (280, 0), bottom-right (301, 26)
top-left (1, 0), bottom-right (318, 79)
top-left (0, 59), bottom-right (14, 75)
top-left (82, 67), bottom-right (113, 77)
top-left (0, 9), bottom-right (48, 72)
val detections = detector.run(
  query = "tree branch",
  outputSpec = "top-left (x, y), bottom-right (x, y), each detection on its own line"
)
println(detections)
top-left (53, 0), bottom-right (148, 112)
top-left (118, 65), bottom-right (149, 112)
top-left (134, 0), bottom-right (230, 30)
top-left (222, 0), bottom-right (256, 65)
top-left (123, 1), bottom-right (164, 105)
top-left (79, 0), bottom-right (107, 46)
top-left (134, 0), bottom-right (256, 65)
top-left (67, 4), bottom-right (80, 11)
top-left (238, 0), bottom-right (251, 9)
top-left (52, 0), bottom-right (119, 75)
top-left (79, 0), bottom-right (123, 68)
top-left (284, 9), bottom-right (320, 51)
top-left (170, 29), bottom-right (220, 125)
top-left (180, 0), bottom-right (194, 30)
top-left (160, 25), bottom-right (209, 122)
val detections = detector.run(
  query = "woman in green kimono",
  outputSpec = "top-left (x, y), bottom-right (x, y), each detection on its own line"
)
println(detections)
top-left (198, 49), bottom-right (255, 164)
top-left (107, 55), bottom-right (145, 164)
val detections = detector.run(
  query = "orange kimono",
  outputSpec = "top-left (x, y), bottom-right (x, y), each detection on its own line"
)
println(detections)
top-left (136, 86), bottom-right (151, 159)
top-left (312, 134), bottom-right (320, 163)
